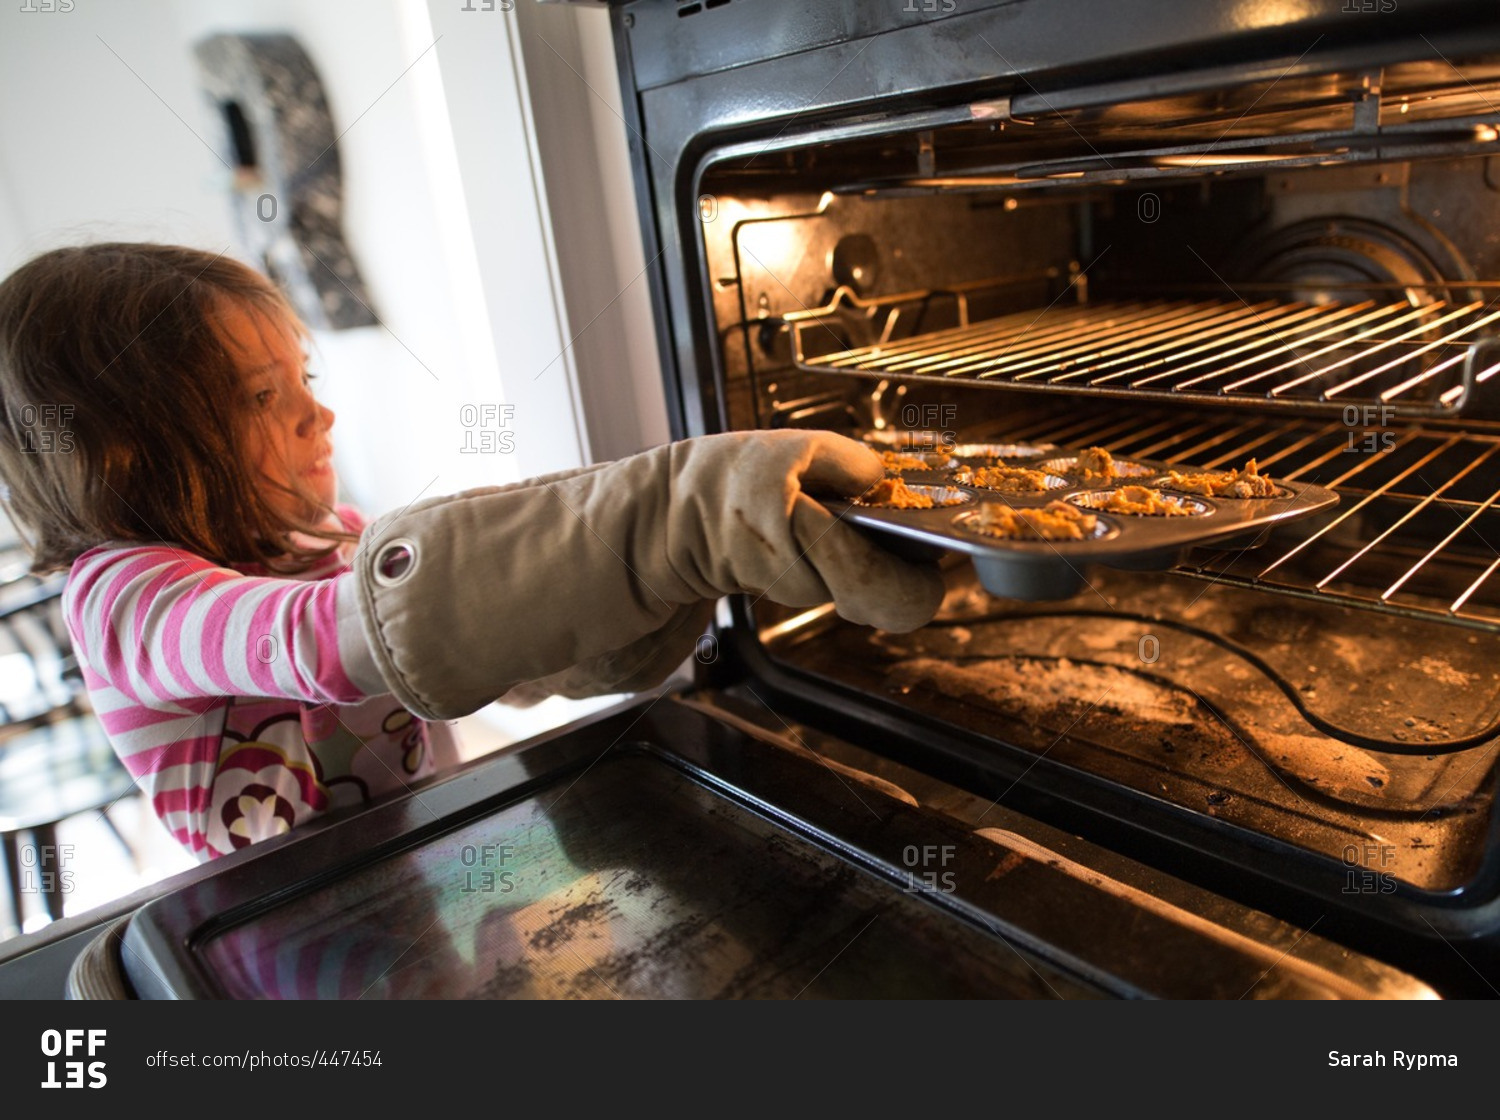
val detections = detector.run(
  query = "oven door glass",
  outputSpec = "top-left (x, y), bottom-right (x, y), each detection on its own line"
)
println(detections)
top-left (195, 750), bottom-right (1094, 999)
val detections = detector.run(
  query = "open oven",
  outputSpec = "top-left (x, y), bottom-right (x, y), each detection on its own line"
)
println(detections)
top-left (25, 0), bottom-right (1500, 1000)
top-left (590, 0), bottom-right (1500, 998)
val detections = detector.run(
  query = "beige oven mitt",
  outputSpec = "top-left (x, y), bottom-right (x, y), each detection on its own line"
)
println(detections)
top-left (350, 430), bottom-right (945, 720)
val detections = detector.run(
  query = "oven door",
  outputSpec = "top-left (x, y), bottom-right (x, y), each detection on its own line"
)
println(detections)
top-left (109, 692), bottom-right (1431, 999)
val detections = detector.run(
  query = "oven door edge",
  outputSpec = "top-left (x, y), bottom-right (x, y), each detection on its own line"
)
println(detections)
top-left (115, 690), bottom-right (1438, 999)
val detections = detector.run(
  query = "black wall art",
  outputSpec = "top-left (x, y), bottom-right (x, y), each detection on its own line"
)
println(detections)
top-left (195, 33), bottom-right (378, 330)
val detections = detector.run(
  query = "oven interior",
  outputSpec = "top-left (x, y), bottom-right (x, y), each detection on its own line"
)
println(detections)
top-left (688, 50), bottom-right (1500, 954)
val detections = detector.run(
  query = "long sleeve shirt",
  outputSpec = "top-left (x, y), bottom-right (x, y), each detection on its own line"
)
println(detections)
top-left (62, 505), bottom-right (459, 861)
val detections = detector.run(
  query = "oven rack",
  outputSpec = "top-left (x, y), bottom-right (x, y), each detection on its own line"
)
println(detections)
top-left (988, 405), bottom-right (1500, 633)
top-left (790, 289), bottom-right (1500, 418)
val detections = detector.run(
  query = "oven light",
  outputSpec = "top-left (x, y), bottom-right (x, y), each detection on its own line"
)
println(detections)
top-left (1476, 125), bottom-right (1499, 143)
top-left (816, 191), bottom-right (836, 212)
top-left (1229, 0), bottom-right (1322, 30)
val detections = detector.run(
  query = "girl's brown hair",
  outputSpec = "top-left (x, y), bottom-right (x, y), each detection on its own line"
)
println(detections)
top-left (0, 242), bottom-right (343, 573)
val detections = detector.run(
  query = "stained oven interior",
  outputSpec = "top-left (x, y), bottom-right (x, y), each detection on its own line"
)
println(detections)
top-left (693, 52), bottom-right (1500, 967)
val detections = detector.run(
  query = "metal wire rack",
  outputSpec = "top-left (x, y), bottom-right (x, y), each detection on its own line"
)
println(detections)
top-left (791, 289), bottom-right (1500, 417)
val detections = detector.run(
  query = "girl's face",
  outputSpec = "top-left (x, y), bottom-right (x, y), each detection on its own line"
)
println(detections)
top-left (216, 301), bottom-right (339, 525)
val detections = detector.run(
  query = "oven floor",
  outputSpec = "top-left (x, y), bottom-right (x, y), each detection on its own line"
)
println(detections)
top-left (764, 563), bottom-right (1500, 893)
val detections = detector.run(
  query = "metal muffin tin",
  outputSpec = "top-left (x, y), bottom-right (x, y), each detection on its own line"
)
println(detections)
top-left (832, 450), bottom-right (1341, 601)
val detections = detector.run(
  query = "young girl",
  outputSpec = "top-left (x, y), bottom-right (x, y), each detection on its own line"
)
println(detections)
top-left (0, 242), bottom-right (944, 863)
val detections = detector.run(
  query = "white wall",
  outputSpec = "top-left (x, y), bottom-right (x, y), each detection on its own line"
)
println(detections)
top-left (0, 0), bottom-right (608, 518)
top-left (0, 1), bottom-right (236, 263)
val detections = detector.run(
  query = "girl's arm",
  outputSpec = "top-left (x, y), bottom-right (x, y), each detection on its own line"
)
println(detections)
top-left (63, 543), bottom-right (381, 709)
top-left (63, 543), bottom-right (406, 862)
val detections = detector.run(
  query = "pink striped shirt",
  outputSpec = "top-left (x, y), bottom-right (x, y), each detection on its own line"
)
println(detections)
top-left (63, 505), bottom-right (458, 862)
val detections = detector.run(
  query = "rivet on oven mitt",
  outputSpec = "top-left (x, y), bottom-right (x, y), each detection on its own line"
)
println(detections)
top-left (351, 430), bottom-right (946, 720)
